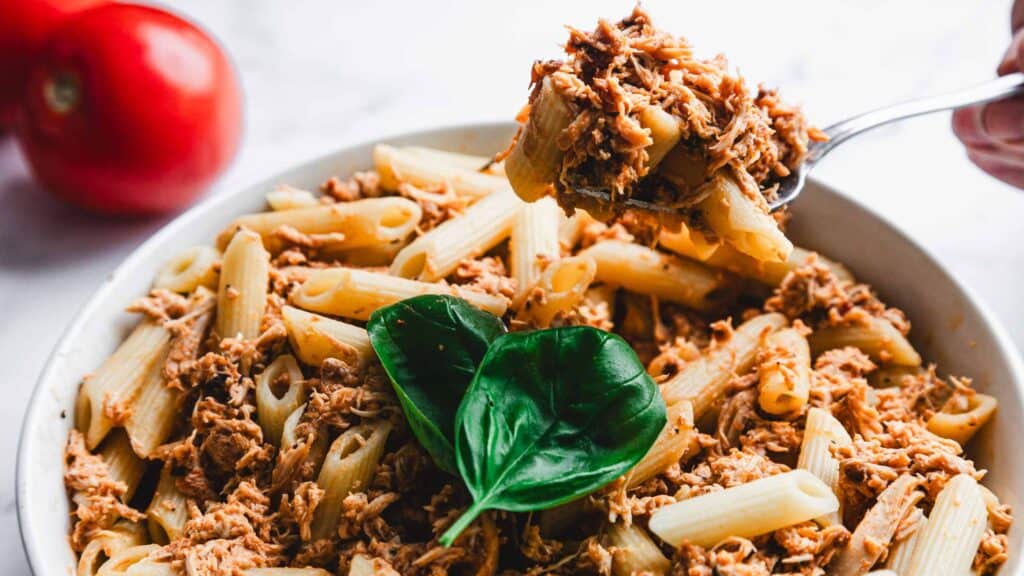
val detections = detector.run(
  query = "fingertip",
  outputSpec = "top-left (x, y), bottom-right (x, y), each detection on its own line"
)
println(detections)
top-left (951, 106), bottom-right (988, 145)
top-left (979, 96), bottom-right (1024, 144)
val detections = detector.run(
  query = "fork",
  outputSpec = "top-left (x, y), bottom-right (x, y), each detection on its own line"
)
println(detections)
top-left (571, 73), bottom-right (1024, 212)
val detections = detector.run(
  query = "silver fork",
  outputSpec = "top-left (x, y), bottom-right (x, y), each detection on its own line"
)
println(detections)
top-left (571, 73), bottom-right (1024, 213)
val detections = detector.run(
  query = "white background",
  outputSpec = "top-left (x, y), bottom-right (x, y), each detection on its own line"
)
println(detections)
top-left (1, 0), bottom-right (1022, 573)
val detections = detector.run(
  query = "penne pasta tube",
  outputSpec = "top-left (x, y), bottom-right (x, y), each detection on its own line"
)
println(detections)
top-left (606, 522), bottom-right (671, 576)
top-left (153, 246), bottom-right (220, 293)
top-left (95, 544), bottom-right (167, 576)
top-left (77, 521), bottom-right (147, 576)
top-left (255, 354), bottom-right (306, 446)
top-left (831, 474), bottom-right (923, 576)
top-left (218, 197), bottom-right (422, 254)
top-left (329, 241), bottom-right (405, 267)
top-left (310, 422), bottom-right (392, 540)
top-left (628, 400), bottom-right (697, 489)
top-left (580, 240), bottom-right (726, 311)
top-left (100, 429), bottom-right (145, 503)
top-left (123, 346), bottom-right (175, 458)
top-left (266, 186), bottom-right (320, 211)
top-left (902, 474), bottom-right (987, 576)
top-left (796, 407), bottom-right (852, 526)
top-left (809, 316), bottom-right (921, 366)
top-left (660, 313), bottom-right (787, 416)
top-left (516, 255), bottom-right (596, 328)
top-left (126, 287), bottom-right (215, 458)
top-left (505, 75), bottom-right (575, 202)
top-left (291, 267), bottom-right (508, 321)
top-left (649, 470), bottom-right (838, 547)
top-left (698, 170), bottom-right (793, 263)
top-left (926, 392), bottom-right (997, 446)
top-left (639, 105), bottom-right (682, 171)
top-left (390, 187), bottom-right (522, 281)
top-left (401, 146), bottom-right (502, 175)
top-left (77, 319), bottom-right (171, 449)
top-left (657, 223), bottom-right (720, 261)
top-left (374, 144), bottom-right (508, 199)
top-left (510, 196), bottom-right (561, 302)
top-left (885, 516), bottom-right (926, 574)
top-left (757, 327), bottom-right (812, 416)
top-left (557, 209), bottom-right (594, 253)
top-left (146, 466), bottom-right (189, 544)
top-left (282, 305), bottom-right (372, 369)
top-left (216, 230), bottom-right (270, 340)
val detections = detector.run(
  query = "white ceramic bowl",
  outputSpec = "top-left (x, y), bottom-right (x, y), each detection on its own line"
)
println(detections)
top-left (18, 122), bottom-right (1024, 575)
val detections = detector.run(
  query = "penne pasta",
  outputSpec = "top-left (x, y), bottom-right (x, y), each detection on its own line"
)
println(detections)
top-left (606, 522), bottom-right (671, 576)
top-left (516, 255), bottom-right (596, 328)
top-left (310, 422), bottom-right (392, 540)
top-left (627, 400), bottom-right (697, 489)
top-left (291, 267), bottom-right (508, 321)
top-left (660, 313), bottom-right (787, 416)
top-left (809, 316), bottom-right (921, 366)
top-left (885, 516), bottom-right (926, 574)
top-left (218, 196), bottom-right (422, 254)
top-left (255, 354), bottom-right (306, 446)
top-left (266, 186), bottom-right (320, 211)
top-left (401, 146), bottom-right (502, 175)
top-left (698, 170), bottom-right (793, 263)
top-left (639, 105), bottom-right (683, 172)
top-left (648, 469), bottom-right (839, 547)
top-left (99, 430), bottom-right (145, 503)
top-left (126, 287), bottom-right (215, 457)
top-left (510, 196), bottom-right (561, 302)
top-left (282, 305), bottom-right (372, 368)
top-left (374, 144), bottom-right (508, 199)
top-left (505, 75), bottom-right (575, 202)
top-left (146, 466), bottom-right (189, 544)
top-left (926, 392), bottom-right (997, 446)
top-left (902, 474), bottom-right (987, 576)
top-left (216, 229), bottom-right (270, 340)
top-left (657, 223), bottom-right (720, 262)
top-left (95, 544), bottom-right (167, 576)
top-left (390, 187), bottom-right (522, 281)
top-left (153, 246), bottom-right (220, 293)
top-left (580, 240), bottom-right (726, 311)
top-left (77, 319), bottom-right (171, 449)
top-left (757, 327), bottom-right (812, 416)
top-left (77, 521), bottom-right (147, 576)
top-left (796, 407), bottom-right (852, 526)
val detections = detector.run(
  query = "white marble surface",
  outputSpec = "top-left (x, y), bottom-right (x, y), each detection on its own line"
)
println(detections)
top-left (2, 0), bottom-right (1023, 572)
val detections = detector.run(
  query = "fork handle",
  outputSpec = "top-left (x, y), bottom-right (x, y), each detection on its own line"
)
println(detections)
top-left (810, 72), bottom-right (1024, 164)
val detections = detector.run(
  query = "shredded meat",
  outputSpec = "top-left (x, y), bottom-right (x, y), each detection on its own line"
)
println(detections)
top-left (765, 258), bottom-right (910, 335)
top-left (64, 431), bottom-right (145, 552)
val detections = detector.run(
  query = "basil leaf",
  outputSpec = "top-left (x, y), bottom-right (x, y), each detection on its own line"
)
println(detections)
top-left (368, 294), bottom-right (506, 474)
top-left (440, 326), bottom-right (667, 545)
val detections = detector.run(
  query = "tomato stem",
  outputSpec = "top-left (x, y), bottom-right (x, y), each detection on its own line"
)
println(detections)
top-left (44, 72), bottom-right (79, 115)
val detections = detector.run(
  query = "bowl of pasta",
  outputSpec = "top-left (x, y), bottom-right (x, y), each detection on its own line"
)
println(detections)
top-left (17, 121), bottom-right (1024, 576)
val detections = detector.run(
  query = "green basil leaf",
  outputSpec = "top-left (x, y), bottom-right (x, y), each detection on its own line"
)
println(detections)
top-left (440, 326), bottom-right (667, 545)
top-left (367, 294), bottom-right (506, 474)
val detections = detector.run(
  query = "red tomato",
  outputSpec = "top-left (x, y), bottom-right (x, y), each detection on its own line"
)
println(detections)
top-left (16, 4), bottom-right (243, 215)
top-left (0, 0), bottom-right (106, 128)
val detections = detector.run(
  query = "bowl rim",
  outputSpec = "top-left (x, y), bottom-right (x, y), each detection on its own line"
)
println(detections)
top-left (17, 120), bottom-right (1024, 575)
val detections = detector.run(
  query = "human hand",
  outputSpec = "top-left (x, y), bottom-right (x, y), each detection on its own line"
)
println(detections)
top-left (952, 0), bottom-right (1024, 188)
